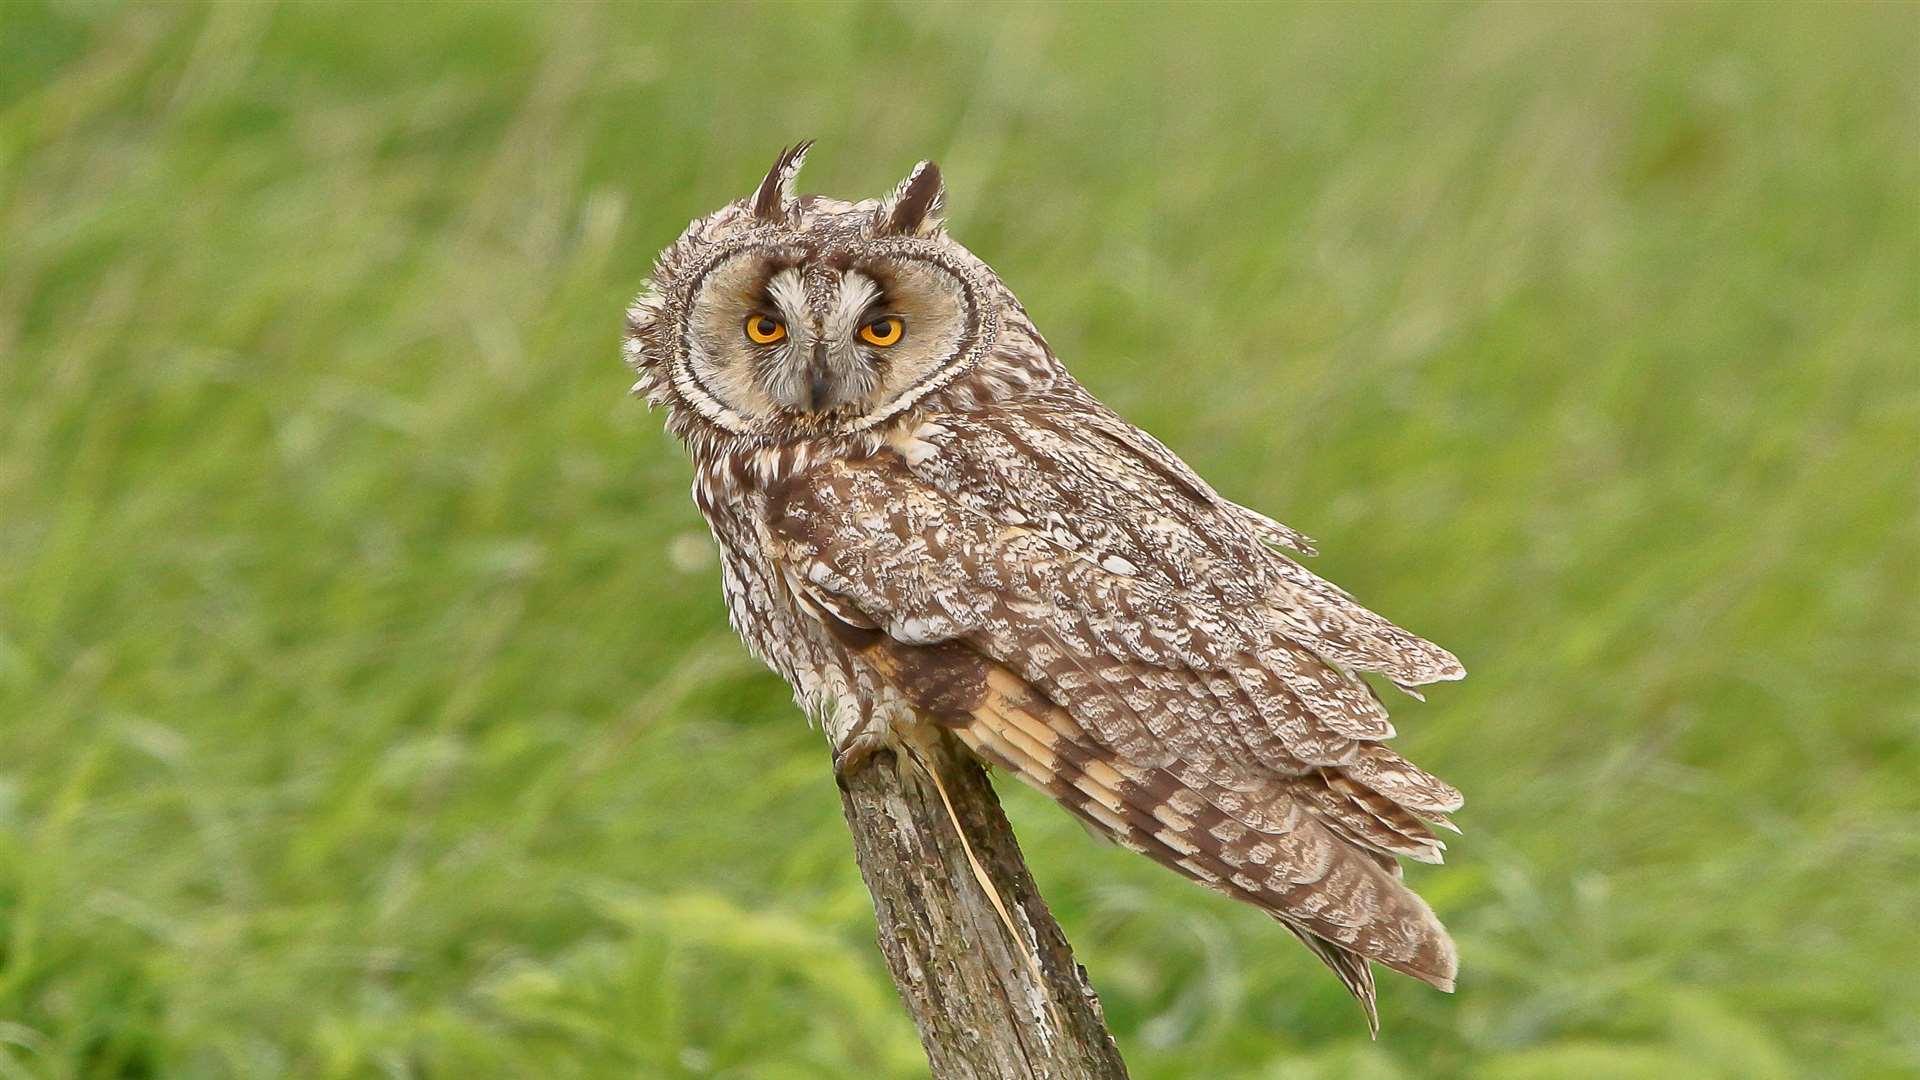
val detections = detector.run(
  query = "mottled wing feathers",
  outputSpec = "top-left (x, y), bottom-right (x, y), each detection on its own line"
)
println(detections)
top-left (899, 390), bottom-right (1465, 690)
top-left (763, 438), bottom-right (1463, 1013)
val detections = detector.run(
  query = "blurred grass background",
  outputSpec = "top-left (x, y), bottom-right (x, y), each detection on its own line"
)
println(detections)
top-left (2, 1), bottom-right (1916, 1077)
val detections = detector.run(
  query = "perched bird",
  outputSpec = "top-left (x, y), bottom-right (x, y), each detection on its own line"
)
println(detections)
top-left (624, 144), bottom-right (1466, 1030)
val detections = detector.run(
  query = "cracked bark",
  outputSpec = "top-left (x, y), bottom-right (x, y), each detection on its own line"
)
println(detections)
top-left (835, 732), bottom-right (1131, 1079)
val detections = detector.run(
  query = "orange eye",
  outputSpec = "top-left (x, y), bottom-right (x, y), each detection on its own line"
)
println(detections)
top-left (744, 314), bottom-right (786, 344)
top-left (858, 315), bottom-right (904, 347)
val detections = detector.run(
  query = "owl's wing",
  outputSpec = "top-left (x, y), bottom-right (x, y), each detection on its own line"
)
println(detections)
top-left (763, 434), bottom-right (1463, 1026)
top-left (898, 388), bottom-right (1466, 692)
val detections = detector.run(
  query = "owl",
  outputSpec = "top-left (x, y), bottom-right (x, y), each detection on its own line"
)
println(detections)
top-left (624, 144), bottom-right (1466, 1030)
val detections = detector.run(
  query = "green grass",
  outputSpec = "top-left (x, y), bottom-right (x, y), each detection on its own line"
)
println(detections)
top-left (3, 2), bottom-right (1916, 1076)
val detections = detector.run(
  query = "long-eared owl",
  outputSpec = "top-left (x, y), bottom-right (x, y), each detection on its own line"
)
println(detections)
top-left (624, 144), bottom-right (1466, 1029)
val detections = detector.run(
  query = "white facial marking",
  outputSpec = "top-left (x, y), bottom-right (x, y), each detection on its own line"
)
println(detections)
top-left (827, 271), bottom-right (884, 342)
top-left (765, 268), bottom-right (810, 328)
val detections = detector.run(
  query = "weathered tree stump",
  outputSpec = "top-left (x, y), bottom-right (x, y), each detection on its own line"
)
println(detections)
top-left (836, 732), bottom-right (1131, 1079)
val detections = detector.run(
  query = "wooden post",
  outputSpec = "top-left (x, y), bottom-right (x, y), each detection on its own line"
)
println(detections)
top-left (835, 732), bottom-right (1132, 1079)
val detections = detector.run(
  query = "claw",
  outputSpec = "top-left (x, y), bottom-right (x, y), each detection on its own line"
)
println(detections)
top-left (832, 722), bottom-right (896, 783)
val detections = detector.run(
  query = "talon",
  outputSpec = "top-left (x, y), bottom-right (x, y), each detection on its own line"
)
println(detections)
top-left (833, 732), bottom-right (894, 779)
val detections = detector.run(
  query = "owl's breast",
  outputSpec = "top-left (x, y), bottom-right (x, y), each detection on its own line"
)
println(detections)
top-left (694, 467), bottom-right (911, 746)
top-left (697, 489), bottom-right (801, 675)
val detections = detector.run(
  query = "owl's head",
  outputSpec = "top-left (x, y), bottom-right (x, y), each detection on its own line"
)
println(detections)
top-left (626, 144), bottom-right (1046, 446)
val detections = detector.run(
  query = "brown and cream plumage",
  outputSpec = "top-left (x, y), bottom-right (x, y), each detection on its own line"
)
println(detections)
top-left (624, 144), bottom-right (1466, 1030)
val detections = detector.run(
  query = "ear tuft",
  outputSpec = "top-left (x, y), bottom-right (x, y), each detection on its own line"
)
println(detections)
top-left (752, 140), bottom-right (815, 223)
top-left (880, 160), bottom-right (945, 236)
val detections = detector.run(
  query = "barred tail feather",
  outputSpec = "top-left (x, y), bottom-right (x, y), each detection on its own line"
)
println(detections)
top-left (1286, 925), bottom-right (1381, 1036)
top-left (852, 638), bottom-right (1457, 1028)
top-left (944, 666), bottom-right (1458, 997)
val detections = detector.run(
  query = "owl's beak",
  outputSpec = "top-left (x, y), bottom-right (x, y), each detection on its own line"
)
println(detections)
top-left (805, 340), bottom-right (834, 410)
top-left (806, 372), bottom-right (834, 411)
top-left (770, 332), bottom-right (855, 414)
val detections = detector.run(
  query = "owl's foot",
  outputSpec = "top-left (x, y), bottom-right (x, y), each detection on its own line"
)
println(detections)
top-left (832, 720), bottom-right (897, 782)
